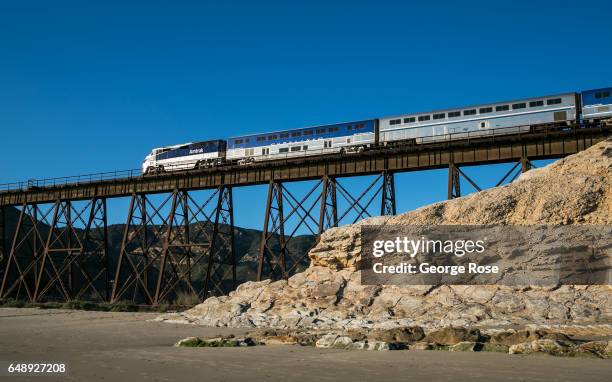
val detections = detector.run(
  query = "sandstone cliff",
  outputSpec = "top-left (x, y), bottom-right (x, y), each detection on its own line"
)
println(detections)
top-left (159, 139), bottom-right (611, 331)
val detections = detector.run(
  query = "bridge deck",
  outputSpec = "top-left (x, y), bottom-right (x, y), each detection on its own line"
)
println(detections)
top-left (0, 126), bottom-right (608, 207)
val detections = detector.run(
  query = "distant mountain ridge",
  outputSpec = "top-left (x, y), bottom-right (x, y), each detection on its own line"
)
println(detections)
top-left (0, 206), bottom-right (315, 289)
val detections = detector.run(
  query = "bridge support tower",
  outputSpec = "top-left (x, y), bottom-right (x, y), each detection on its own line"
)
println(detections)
top-left (257, 171), bottom-right (396, 281)
top-left (110, 186), bottom-right (236, 305)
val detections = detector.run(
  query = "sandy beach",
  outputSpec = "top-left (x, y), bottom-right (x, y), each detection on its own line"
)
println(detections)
top-left (0, 308), bottom-right (610, 382)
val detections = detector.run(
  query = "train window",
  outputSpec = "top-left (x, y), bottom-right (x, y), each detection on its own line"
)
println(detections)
top-left (290, 146), bottom-right (301, 152)
top-left (329, 127), bottom-right (339, 132)
top-left (479, 107), bottom-right (493, 114)
top-left (291, 132), bottom-right (301, 137)
top-left (546, 98), bottom-right (562, 105)
top-left (496, 105), bottom-right (509, 111)
top-left (529, 100), bottom-right (544, 107)
top-left (512, 102), bottom-right (526, 109)
top-left (390, 119), bottom-right (401, 125)
top-left (433, 113), bottom-right (445, 120)
top-left (302, 145), bottom-right (308, 150)
top-left (347, 125), bottom-right (352, 130)
top-left (448, 111), bottom-right (461, 118)
top-left (245, 138), bottom-right (250, 143)
top-left (304, 130), bottom-right (313, 135)
top-left (257, 137), bottom-right (265, 142)
top-left (403, 117), bottom-right (416, 123)
top-left (280, 133), bottom-right (289, 138)
top-left (316, 128), bottom-right (326, 134)
top-left (279, 147), bottom-right (289, 153)
top-left (357, 123), bottom-right (365, 129)
top-left (463, 109), bottom-right (476, 116)
top-left (235, 139), bottom-right (243, 144)
top-left (418, 115), bottom-right (430, 121)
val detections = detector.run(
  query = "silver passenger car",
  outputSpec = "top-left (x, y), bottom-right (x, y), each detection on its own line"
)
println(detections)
top-left (378, 93), bottom-right (577, 145)
top-left (225, 120), bottom-right (376, 164)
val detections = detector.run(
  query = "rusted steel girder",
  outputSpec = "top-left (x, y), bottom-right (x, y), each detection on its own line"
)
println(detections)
top-left (110, 187), bottom-right (236, 305)
top-left (34, 198), bottom-right (109, 302)
top-left (0, 208), bottom-right (5, 283)
top-left (0, 199), bottom-right (110, 302)
top-left (257, 172), bottom-right (397, 282)
top-left (1, 204), bottom-right (53, 300)
top-left (381, 170), bottom-right (396, 216)
top-left (447, 153), bottom-right (534, 199)
top-left (318, 176), bottom-right (338, 235)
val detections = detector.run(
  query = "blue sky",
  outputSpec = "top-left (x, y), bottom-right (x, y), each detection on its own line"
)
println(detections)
top-left (1, 1), bottom-right (610, 229)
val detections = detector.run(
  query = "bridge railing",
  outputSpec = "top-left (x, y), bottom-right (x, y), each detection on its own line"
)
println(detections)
top-left (0, 169), bottom-right (142, 192)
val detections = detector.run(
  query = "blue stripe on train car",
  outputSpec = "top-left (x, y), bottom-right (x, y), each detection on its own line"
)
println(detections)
top-left (227, 120), bottom-right (376, 149)
top-left (581, 87), bottom-right (612, 107)
top-left (156, 140), bottom-right (225, 161)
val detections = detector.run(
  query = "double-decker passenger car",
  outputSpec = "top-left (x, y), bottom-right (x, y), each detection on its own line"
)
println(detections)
top-left (581, 87), bottom-right (612, 122)
top-left (378, 93), bottom-right (578, 145)
top-left (226, 120), bottom-right (376, 164)
top-left (142, 139), bottom-right (226, 174)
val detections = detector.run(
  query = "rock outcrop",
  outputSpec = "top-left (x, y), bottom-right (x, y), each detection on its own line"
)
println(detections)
top-left (158, 139), bottom-right (611, 332)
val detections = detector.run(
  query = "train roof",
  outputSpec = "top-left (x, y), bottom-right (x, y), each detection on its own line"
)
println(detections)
top-left (153, 139), bottom-right (225, 149)
top-left (380, 91), bottom-right (577, 120)
top-left (228, 119), bottom-right (376, 140)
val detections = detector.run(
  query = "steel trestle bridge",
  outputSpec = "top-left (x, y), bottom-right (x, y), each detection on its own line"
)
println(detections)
top-left (0, 125), bottom-right (608, 305)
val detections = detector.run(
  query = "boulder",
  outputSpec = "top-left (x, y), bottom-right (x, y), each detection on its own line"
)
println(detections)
top-left (424, 327), bottom-right (482, 345)
top-left (509, 339), bottom-right (573, 356)
top-left (366, 326), bottom-right (425, 343)
top-left (481, 343), bottom-right (510, 353)
top-left (174, 336), bottom-right (257, 347)
top-left (409, 342), bottom-right (432, 350)
top-left (449, 342), bottom-right (483, 352)
top-left (575, 341), bottom-right (611, 359)
top-left (490, 330), bottom-right (574, 346)
top-left (315, 334), bottom-right (340, 349)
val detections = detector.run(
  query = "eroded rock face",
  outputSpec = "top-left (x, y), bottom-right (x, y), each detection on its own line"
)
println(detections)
top-left (490, 329), bottom-right (573, 346)
top-left (424, 327), bottom-right (482, 345)
top-left (158, 139), bottom-right (612, 332)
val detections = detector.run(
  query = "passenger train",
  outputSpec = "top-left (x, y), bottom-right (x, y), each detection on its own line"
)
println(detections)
top-left (142, 86), bottom-right (612, 174)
